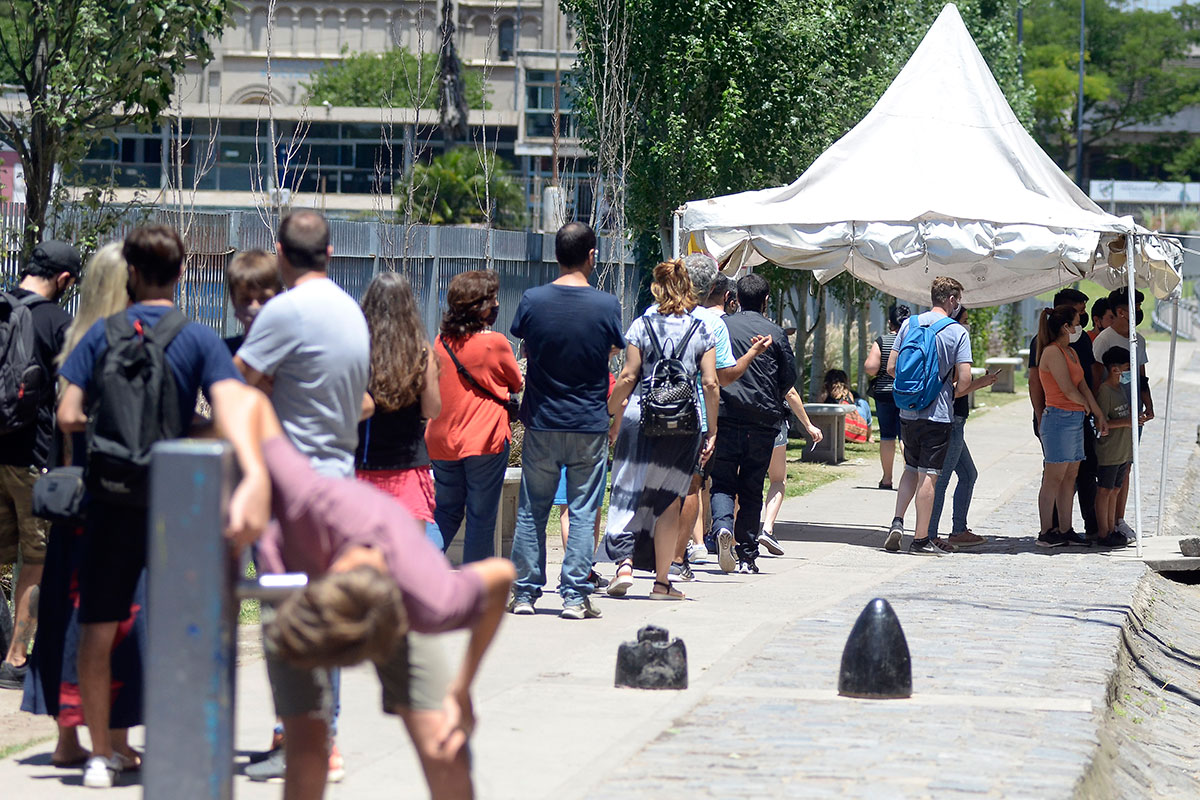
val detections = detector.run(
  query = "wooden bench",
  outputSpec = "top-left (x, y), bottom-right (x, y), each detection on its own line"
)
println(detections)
top-left (985, 356), bottom-right (1023, 393)
top-left (802, 403), bottom-right (849, 464)
top-left (445, 467), bottom-right (522, 565)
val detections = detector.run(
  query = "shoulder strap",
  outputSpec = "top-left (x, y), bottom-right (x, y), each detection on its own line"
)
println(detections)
top-left (17, 293), bottom-right (49, 308)
top-left (148, 308), bottom-right (190, 349)
top-left (441, 337), bottom-right (508, 406)
top-left (103, 311), bottom-right (136, 347)
top-left (674, 318), bottom-right (701, 357)
top-left (926, 316), bottom-right (957, 336)
top-left (642, 318), bottom-right (664, 362)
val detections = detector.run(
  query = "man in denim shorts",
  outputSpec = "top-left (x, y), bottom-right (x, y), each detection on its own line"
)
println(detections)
top-left (883, 277), bottom-right (973, 556)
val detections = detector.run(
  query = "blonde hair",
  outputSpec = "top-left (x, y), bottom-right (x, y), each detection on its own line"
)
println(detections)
top-left (650, 259), bottom-right (697, 316)
top-left (266, 566), bottom-right (407, 669)
top-left (58, 242), bottom-right (129, 366)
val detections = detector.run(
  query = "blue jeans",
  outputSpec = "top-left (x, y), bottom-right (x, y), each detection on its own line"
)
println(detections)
top-left (432, 445), bottom-right (510, 564)
top-left (929, 415), bottom-right (977, 538)
top-left (511, 429), bottom-right (608, 606)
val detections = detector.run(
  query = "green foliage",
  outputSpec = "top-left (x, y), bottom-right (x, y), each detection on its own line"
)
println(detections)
top-left (397, 148), bottom-right (527, 228)
top-left (1024, 0), bottom-right (1200, 176)
top-left (303, 48), bottom-right (488, 110)
top-left (0, 0), bottom-right (234, 254)
top-left (567, 0), bottom-right (1030, 242)
top-left (967, 306), bottom-right (1000, 360)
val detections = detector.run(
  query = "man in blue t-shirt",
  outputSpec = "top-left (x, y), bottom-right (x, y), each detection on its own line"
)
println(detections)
top-left (57, 225), bottom-right (271, 788)
top-left (508, 222), bottom-right (625, 619)
top-left (883, 276), bottom-right (973, 557)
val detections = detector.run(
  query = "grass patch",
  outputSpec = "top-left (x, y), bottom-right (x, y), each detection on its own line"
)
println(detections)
top-left (0, 734), bottom-right (55, 761)
top-left (239, 561), bottom-right (260, 625)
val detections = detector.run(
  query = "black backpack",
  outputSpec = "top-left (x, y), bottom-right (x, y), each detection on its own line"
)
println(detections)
top-left (0, 291), bottom-right (50, 435)
top-left (640, 318), bottom-right (702, 438)
top-left (85, 309), bottom-right (190, 507)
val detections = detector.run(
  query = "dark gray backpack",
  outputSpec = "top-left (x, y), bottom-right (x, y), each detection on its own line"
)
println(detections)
top-left (0, 291), bottom-right (49, 435)
top-left (85, 309), bottom-right (190, 507)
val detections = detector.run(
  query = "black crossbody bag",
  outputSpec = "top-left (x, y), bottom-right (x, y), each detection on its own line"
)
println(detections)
top-left (441, 338), bottom-right (520, 423)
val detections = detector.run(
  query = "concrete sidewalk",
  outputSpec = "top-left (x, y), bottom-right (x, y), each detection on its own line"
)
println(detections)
top-left (2, 340), bottom-right (1197, 798)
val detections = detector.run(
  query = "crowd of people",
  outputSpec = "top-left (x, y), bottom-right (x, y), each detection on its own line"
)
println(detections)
top-left (0, 214), bottom-right (1151, 797)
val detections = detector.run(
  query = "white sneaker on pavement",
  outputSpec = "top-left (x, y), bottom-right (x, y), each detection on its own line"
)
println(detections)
top-left (717, 528), bottom-right (737, 573)
top-left (83, 755), bottom-right (122, 788)
top-left (685, 541), bottom-right (708, 564)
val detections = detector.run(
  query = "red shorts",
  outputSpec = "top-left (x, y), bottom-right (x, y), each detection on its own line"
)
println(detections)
top-left (356, 467), bottom-right (436, 523)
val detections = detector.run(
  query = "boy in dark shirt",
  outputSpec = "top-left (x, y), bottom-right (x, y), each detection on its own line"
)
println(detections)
top-left (1094, 347), bottom-right (1139, 547)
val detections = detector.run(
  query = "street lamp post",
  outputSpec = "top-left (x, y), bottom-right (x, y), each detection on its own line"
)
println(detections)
top-left (1075, 0), bottom-right (1087, 187)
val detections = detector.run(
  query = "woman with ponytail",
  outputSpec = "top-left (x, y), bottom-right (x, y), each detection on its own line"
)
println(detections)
top-left (604, 259), bottom-right (718, 601)
top-left (1035, 304), bottom-right (1107, 548)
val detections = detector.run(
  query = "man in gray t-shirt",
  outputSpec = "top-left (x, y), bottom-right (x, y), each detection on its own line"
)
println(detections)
top-left (883, 277), bottom-right (973, 556)
top-left (235, 211), bottom-right (370, 478)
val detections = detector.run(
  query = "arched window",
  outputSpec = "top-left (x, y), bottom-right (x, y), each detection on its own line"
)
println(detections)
top-left (498, 19), bottom-right (515, 62)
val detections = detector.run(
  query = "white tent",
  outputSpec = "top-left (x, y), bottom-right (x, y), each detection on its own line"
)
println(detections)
top-left (679, 3), bottom-right (1182, 307)
top-left (679, 2), bottom-right (1186, 556)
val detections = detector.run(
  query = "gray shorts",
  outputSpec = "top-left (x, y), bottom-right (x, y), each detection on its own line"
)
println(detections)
top-left (264, 606), bottom-right (448, 719)
top-left (773, 420), bottom-right (789, 449)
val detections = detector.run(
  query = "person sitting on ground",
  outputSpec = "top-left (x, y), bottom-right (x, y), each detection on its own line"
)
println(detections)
top-left (1034, 305), bottom-right (1107, 549)
top-left (864, 303), bottom-right (909, 490)
top-left (223, 383), bottom-right (515, 800)
top-left (223, 249), bottom-right (284, 355)
top-left (816, 368), bottom-right (870, 443)
top-left (1088, 297), bottom-right (1112, 343)
top-left (926, 303), bottom-right (998, 548)
top-left (1094, 347), bottom-right (1141, 548)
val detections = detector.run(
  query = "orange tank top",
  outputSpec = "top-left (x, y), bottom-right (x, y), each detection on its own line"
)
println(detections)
top-left (1039, 343), bottom-right (1085, 412)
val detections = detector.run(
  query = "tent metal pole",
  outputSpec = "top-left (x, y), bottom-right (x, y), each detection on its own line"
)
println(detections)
top-left (1155, 295), bottom-right (1179, 538)
top-left (672, 209), bottom-right (682, 259)
top-left (1128, 237), bottom-right (1143, 558)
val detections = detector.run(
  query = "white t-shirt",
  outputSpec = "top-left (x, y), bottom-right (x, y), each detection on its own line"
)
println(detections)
top-left (1093, 326), bottom-right (1148, 369)
top-left (237, 278), bottom-right (370, 477)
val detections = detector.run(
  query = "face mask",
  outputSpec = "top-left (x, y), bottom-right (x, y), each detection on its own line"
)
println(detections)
top-left (1119, 370), bottom-right (1132, 386)
top-left (484, 305), bottom-right (500, 326)
top-left (1068, 326), bottom-right (1083, 344)
top-left (1136, 308), bottom-right (1144, 326)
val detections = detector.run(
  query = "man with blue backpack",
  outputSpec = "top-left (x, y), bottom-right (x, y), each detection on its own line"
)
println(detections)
top-left (884, 276), bottom-right (974, 556)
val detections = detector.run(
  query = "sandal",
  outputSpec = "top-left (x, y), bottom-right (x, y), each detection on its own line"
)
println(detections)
top-left (878, 481), bottom-right (893, 491)
top-left (606, 560), bottom-right (634, 597)
top-left (649, 580), bottom-right (685, 601)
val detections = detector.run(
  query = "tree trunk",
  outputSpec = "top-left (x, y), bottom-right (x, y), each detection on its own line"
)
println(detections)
top-left (856, 302), bottom-right (869, 396)
top-left (842, 295), bottom-right (852, 377)
top-left (793, 273), bottom-right (809, 398)
top-left (809, 283), bottom-right (826, 400)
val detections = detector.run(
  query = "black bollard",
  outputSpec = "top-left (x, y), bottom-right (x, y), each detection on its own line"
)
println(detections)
top-left (838, 598), bottom-right (912, 699)
top-left (615, 625), bottom-right (688, 690)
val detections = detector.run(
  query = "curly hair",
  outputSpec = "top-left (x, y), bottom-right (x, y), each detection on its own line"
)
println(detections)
top-left (361, 272), bottom-right (428, 412)
top-left (441, 270), bottom-right (499, 342)
top-left (266, 566), bottom-right (407, 669)
top-left (822, 369), bottom-right (853, 404)
top-left (650, 259), bottom-right (697, 316)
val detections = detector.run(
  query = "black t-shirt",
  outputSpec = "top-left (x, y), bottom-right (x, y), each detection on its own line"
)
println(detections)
top-left (0, 289), bottom-right (71, 469)
top-left (356, 402), bottom-right (429, 470)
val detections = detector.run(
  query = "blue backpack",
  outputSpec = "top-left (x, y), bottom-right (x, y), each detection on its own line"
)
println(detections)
top-left (892, 316), bottom-right (958, 412)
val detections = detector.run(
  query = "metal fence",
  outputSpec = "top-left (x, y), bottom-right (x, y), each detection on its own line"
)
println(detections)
top-left (0, 203), bottom-right (640, 344)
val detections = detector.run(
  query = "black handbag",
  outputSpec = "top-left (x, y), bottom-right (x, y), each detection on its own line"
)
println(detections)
top-left (32, 466), bottom-right (87, 524)
top-left (441, 338), bottom-right (520, 423)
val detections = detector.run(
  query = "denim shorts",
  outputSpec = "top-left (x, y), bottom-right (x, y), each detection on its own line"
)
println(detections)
top-left (773, 420), bottom-right (789, 449)
top-left (875, 394), bottom-right (900, 441)
top-left (1040, 407), bottom-right (1085, 463)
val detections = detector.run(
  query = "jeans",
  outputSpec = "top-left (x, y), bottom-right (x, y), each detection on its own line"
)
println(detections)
top-left (929, 415), bottom-right (977, 538)
top-left (432, 445), bottom-right (510, 564)
top-left (710, 418), bottom-right (777, 561)
top-left (511, 429), bottom-right (608, 606)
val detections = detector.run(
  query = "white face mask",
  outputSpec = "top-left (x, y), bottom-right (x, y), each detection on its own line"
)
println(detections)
top-left (1068, 326), bottom-right (1083, 344)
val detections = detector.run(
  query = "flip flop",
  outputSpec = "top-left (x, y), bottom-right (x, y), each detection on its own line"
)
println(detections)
top-left (877, 481), bottom-right (893, 490)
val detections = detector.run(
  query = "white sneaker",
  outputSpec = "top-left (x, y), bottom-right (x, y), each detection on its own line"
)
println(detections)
top-left (83, 755), bottom-right (121, 788)
top-left (685, 541), bottom-right (708, 564)
top-left (1115, 519), bottom-right (1136, 540)
top-left (717, 528), bottom-right (736, 573)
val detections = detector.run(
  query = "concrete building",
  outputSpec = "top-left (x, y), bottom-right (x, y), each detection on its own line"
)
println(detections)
top-left (68, 0), bottom-right (594, 226)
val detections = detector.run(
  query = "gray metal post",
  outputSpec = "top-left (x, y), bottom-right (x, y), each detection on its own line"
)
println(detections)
top-left (146, 440), bottom-right (238, 800)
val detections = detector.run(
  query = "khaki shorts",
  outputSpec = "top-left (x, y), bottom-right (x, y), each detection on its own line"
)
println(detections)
top-left (264, 603), bottom-right (448, 721)
top-left (0, 464), bottom-right (49, 566)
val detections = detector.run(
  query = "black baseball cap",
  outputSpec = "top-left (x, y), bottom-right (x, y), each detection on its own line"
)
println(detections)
top-left (27, 240), bottom-right (82, 279)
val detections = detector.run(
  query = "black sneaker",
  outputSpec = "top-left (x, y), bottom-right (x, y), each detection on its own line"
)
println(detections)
top-left (908, 537), bottom-right (953, 556)
top-left (245, 747), bottom-right (286, 782)
top-left (587, 569), bottom-right (611, 591)
top-left (0, 661), bottom-right (28, 690)
top-left (1097, 531), bottom-right (1129, 548)
top-left (736, 559), bottom-right (759, 574)
top-left (758, 530), bottom-right (784, 556)
top-left (1062, 528), bottom-right (1091, 547)
top-left (1036, 529), bottom-right (1069, 548)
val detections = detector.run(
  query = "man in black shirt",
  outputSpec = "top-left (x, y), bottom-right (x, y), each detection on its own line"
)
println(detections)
top-left (0, 241), bottom-right (79, 689)
top-left (709, 274), bottom-right (797, 574)
top-left (1028, 287), bottom-right (1100, 542)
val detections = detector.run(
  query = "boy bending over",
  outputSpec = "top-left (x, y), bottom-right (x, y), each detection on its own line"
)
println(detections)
top-left (222, 385), bottom-right (515, 800)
